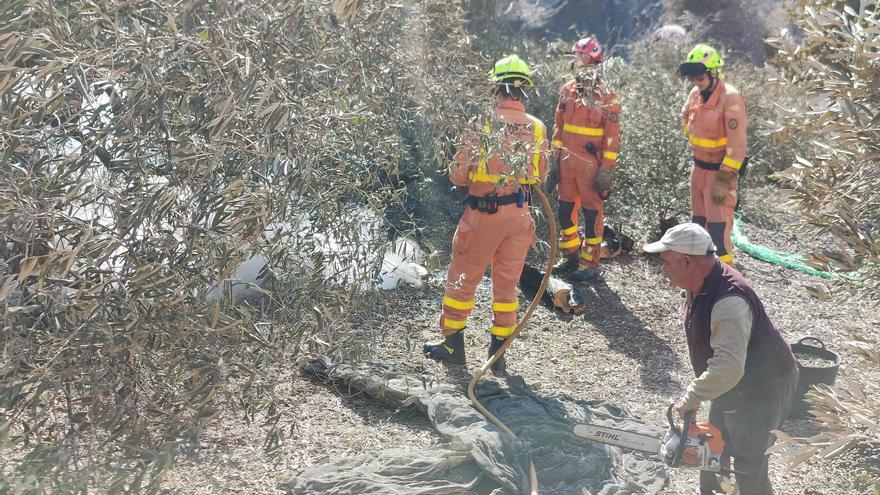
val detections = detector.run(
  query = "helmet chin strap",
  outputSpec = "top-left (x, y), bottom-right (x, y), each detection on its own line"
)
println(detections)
top-left (706, 73), bottom-right (717, 91)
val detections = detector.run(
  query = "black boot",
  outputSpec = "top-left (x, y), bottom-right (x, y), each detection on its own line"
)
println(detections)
top-left (487, 335), bottom-right (508, 377)
top-left (554, 253), bottom-right (580, 273)
top-left (423, 331), bottom-right (466, 366)
top-left (569, 267), bottom-right (600, 282)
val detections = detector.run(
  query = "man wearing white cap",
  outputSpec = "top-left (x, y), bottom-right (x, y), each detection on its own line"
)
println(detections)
top-left (644, 223), bottom-right (798, 495)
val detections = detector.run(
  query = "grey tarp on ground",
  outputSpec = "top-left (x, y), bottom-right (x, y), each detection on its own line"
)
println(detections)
top-left (283, 358), bottom-right (668, 495)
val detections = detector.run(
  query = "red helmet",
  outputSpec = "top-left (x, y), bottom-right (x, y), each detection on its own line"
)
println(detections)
top-left (571, 37), bottom-right (603, 63)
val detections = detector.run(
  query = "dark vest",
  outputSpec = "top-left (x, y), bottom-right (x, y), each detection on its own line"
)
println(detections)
top-left (685, 262), bottom-right (795, 402)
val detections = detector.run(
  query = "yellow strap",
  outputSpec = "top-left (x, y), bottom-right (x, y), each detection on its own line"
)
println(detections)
top-left (584, 236), bottom-right (603, 245)
top-left (603, 150), bottom-right (618, 160)
top-left (688, 133), bottom-right (728, 149)
top-left (442, 317), bottom-right (467, 330)
top-left (722, 156), bottom-right (742, 170)
top-left (443, 296), bottom-right (474, 310)
top-left (472, 123), bottom-right (493, 182)
top-left (560, 237), bottom-right (581, 249)
top-left (561, 225), bottom-right (579, 236)
top-left (526, 115), bottom-right (544, 184)
top-left (563, 123), bottom-right (604, 136)
top-left (490, 325), bottom-right (516, 337)
top-left (492, 300), bottom-right (519, 312)
top-left (552, 139), bottom-right (563, 148)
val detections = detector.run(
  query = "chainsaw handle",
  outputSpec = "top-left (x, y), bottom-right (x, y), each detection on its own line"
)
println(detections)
top-left (665, 404), bottom-right (680, 434)
top-left (665, 403), bottom-right (695, 468)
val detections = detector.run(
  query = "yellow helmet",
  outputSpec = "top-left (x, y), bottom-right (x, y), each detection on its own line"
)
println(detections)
top-left (679, 43), bottom-right (724, 77)
top-left (489, 54), bottom-right (533, 86)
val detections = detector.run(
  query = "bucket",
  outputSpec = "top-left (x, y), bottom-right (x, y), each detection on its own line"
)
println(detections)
top-left (788, 337), bottom-right (840, 418)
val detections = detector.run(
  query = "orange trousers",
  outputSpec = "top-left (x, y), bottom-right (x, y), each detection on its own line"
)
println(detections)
top-left (557, 153), bottom-right (604, 268)
top-left (690, 166), bottom-right (737, 263)
top-left (439, 204), bottom-right (535, 337)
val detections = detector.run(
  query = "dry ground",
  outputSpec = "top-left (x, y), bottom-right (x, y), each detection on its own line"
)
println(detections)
top-left (162, 187), bottom-right (879, 494)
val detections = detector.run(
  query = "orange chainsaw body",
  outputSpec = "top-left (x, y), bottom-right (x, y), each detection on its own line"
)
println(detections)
top-left (662, 420), bottom-right (725, 472)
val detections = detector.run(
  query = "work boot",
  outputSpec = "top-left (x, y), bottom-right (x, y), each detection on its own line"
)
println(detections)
top-left (553, 253), bottom-right (580, 273)
top-left (569, 267), bottom-right (601, 282)
top-left (487, 335), bottom-right (508, 377)
top-left (423, 331), bottom-right (466, 366)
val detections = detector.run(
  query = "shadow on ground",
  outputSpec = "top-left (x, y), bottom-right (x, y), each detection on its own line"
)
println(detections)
top-left (573, 256), bottom-right (684, 392)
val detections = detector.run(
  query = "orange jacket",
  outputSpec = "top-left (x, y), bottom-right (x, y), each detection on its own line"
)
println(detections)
top-left (552, 78), bottom-right (621, 170)
top-left (450, 99), bottom-right (549, 197)
top-left (681, 79), bottom-right (747, 173)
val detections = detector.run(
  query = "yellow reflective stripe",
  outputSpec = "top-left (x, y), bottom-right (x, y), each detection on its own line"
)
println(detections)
top-left (580, 251), bottom-right (595, 261)
top-left (442, 317), bottom-right (467, 330)
top-left (718, 253), bottom-right (734, 263)
top-left (471, 171), bottom-right (502, 182)
top-left (603, 151), bottom-right (618, 160)
top-left (688, 134), bottom-right (728, 148)
top-left (584, 236), bottom-right (603, 245)
top-left (560, 238), bottom-right (581, 249)
top-left (722, 156), bottom-right (742, 170)
top-left (492, 300), bottom-right (519, 312)
top-left (561, 225), bottom-right (579, 236)
top-left (443, 296), bottom-right (474, 310)
top-left (491, 325), bottom-right (516, 337)
top-left (552, 139), bottom-right (563, 148)
top-left (563, 123), bottom-right (604, 136)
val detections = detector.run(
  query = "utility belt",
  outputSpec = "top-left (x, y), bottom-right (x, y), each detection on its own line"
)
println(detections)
top-left (694, 156), bottom-right (751, 176)
top-left (467, 189), bottom-right (530, 214)
top-left (693, 158), bottom-right (721, 171)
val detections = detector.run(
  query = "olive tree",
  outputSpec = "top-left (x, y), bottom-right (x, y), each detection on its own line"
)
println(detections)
top-left (764, 1), bottom-right (880, 486)
top-left (0, 0), bottom-right (483, 491)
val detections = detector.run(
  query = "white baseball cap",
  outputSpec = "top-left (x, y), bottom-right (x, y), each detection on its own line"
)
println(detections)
top-left (643, 223), bottom-right (717, 255)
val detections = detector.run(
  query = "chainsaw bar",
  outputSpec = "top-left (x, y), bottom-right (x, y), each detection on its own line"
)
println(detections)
top-left (573, 424), bottom-right (661, 454)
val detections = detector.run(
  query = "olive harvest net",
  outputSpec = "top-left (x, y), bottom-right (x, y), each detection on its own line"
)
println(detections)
top-left (285, 357), bottom-right (668, 495)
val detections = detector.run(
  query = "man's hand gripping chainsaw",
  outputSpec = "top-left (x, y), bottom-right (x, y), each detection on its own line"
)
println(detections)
top-left (573, 404), bottom-right (725, 472)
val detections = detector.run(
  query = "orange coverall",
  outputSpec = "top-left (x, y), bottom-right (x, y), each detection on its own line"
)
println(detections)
top-left (552, 78), bottom-right (620, 269)
top-left (681, 79), bottom-right (747, 263)
top-left (440, 100), bottom-right (549, 338)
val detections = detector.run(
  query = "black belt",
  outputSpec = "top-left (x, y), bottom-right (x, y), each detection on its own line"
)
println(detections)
top-left (693, 158), bottom-right (721, 171)
top-left (467, 190), bottom-right (530, 214)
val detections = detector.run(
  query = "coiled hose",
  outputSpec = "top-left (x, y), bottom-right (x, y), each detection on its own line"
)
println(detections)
top-left (467, 184), bottom-right (557, 495)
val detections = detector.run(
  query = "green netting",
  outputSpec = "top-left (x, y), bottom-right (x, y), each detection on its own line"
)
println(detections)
top-left (731, 218), bottom-right (836, 279)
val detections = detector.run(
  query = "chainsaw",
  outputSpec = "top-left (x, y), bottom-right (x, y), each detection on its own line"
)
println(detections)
top-left (574, 404), bottom-right (727, 473)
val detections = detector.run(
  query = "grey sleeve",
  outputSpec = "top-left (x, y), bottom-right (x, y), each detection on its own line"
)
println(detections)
top-left (682, 295), bottom-right (753, 407)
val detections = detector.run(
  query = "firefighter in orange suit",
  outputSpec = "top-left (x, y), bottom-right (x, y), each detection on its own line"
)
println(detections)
top-left (423, 54), bottom-right (548, 376)
top-left (551, 36), bottom-right (621, 281)
top-left (679, 43), bottom-right (747, 264)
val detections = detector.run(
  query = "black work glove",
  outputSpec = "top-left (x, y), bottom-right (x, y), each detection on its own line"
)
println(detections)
top-left (594, 168), bottom-right (612, 199)
top-left (546, 155), bottom-right (560, 193)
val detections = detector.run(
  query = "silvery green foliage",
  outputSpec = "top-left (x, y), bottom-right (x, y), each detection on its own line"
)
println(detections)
top-left (769, 0), bottom-right (880, 300)
top-left (0, 0), bottom-right (482, 491)
top-left (764, 2), bottom-right (880, 484)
